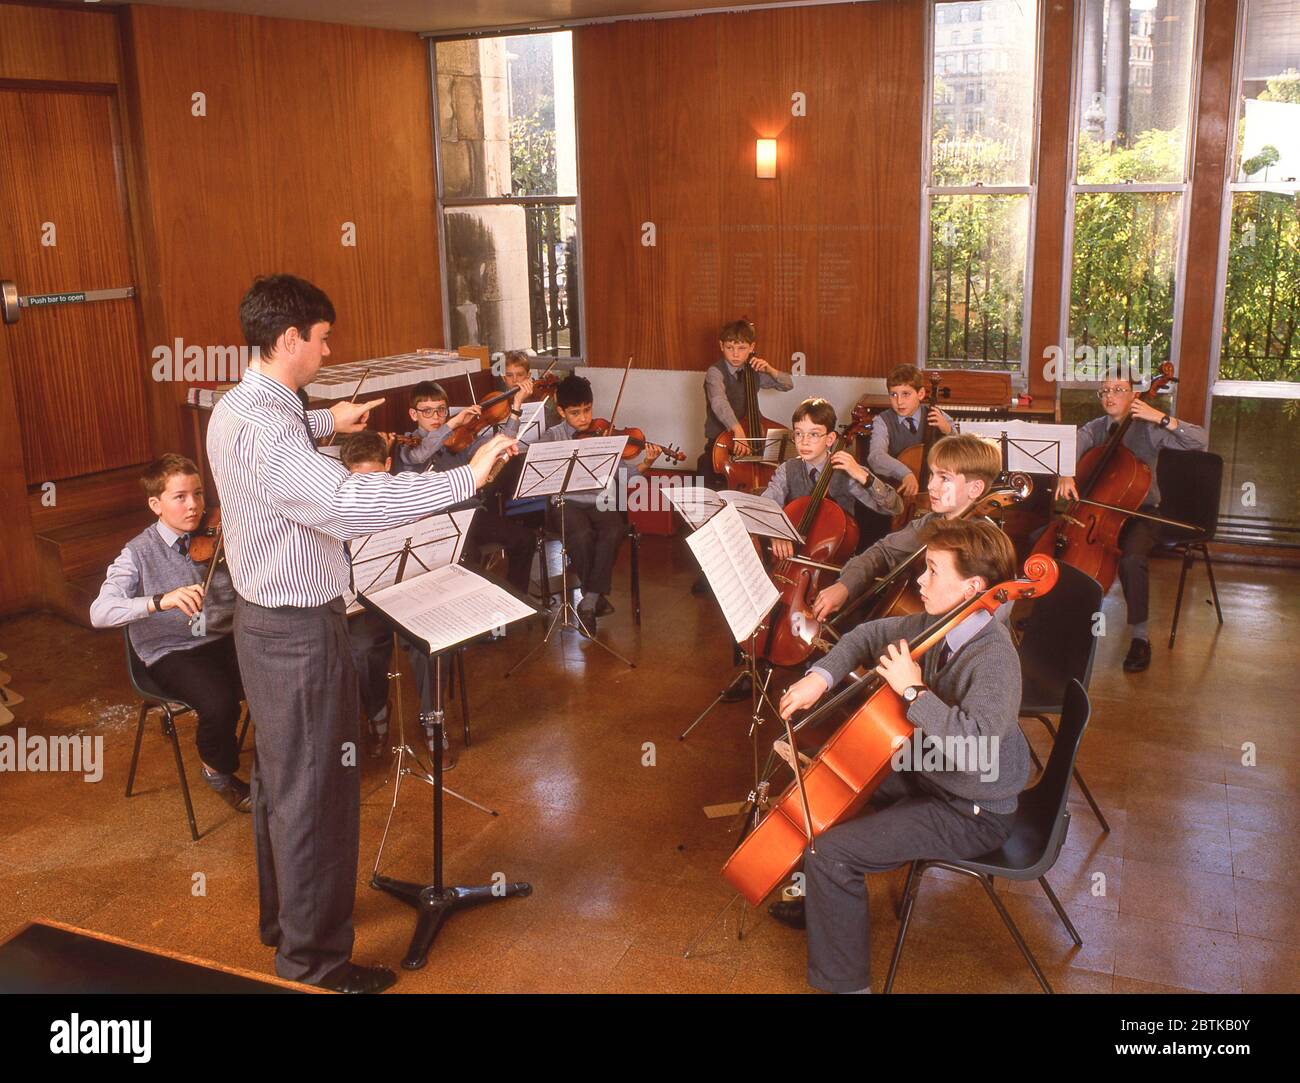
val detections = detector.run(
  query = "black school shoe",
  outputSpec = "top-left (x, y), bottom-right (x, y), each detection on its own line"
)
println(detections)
top-left (202, 767), bottom-right (251, 813)
top-left (720, 672), bottom-right (753, 703)
top-left (316, 961), bottom-right (397, 994)
top-left (768, 897), bottom-right (807, 930)
top-left (1123, 638), bottom-right (1152, 673)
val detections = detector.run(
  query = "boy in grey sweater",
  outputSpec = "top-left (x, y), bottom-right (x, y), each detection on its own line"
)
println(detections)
top-left (772, 518), bottom-right (1028, 993)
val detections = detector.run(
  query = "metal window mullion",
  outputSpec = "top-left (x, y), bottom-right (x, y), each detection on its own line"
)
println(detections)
top-left (442, 194), bottom-right (579, 207)
top-left (428, 40), bottom-right (454, 350)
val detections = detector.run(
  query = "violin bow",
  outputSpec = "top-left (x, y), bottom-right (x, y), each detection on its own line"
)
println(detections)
top-left (325, 366), bottom-right (371, 447)
top-left (607, 355), bottom-right (633, 432)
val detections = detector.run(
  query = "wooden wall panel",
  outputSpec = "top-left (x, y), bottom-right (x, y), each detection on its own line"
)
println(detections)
top-left (123, 5), bottom-right (445, 411)
top-left (0, 2), bottom-right (118, 85)
top-left (1177, 0), bottom-right (1240, 426)
top-left (575, 0), bottom-right (926, 379)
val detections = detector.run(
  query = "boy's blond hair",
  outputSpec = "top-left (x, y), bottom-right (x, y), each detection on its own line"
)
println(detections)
top-left (917, 518), bottom-right (1016, 587)
top-left (928, 433), bottom-right (1001, 492)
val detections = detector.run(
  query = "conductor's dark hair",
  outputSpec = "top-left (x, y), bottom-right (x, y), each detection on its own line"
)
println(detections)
top-left (556, 374), bottom-right (593, 409)
top-left (239, 275), bottom-right (336, 357)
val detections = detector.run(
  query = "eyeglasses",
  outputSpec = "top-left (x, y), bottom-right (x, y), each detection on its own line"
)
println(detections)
top-left (1096, 386), bottom-right (1131, 398)
top-left (793, 430), bottom-right (829, 442)
top-left (415, 405), bottom-right (449, 418)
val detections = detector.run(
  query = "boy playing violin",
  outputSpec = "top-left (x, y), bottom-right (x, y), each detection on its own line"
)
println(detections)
top-left (812, 433), bottom-right (1002, 625)
top-left (764, 397), bottom-right (902, 564)
top-left (1054, 373), bottom-right (1207, 673)
top-left (773, 518), bottom-right (1028, 993)
top-left (90, 454), bottom-right (249, 811)
top-left (395, 380), bottom-right (535, 597)
top-left (540, 374), bottom-right (663, 631)
top-left (867, 364), bottom-right (955, 501)
top-left (702, 319), bottom-right (794, 488)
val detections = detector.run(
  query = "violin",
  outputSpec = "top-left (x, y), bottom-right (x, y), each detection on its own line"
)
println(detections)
top-left (891, 371), bottom-right (946, 529)
top-left (721, 554), bottom-right (1059, 907)
top-left (1031, 362), bottom-right (1192, 592)
top-left (187, 507), bottom-right (222, 565)
top-left (442, 373), bottom-right (561, 455)
top-left (577, 420), bottom-right (686, 463)
top-left (814, 474), bottom-right (1034, 645)
top-left (711, 351), bottom-right (790, 494)
top-left (380, 432), bottom-right (423, 450)
top-left (754, 414), bottom-right (874, 669)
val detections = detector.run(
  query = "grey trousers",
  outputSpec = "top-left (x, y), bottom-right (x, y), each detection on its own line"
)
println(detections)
top-left (1117, 507), bottom-right (1161, 627)
top-left (234, 596), bottom-right (361, 984)
top-left (804, 771), bottom-right (1014, 993)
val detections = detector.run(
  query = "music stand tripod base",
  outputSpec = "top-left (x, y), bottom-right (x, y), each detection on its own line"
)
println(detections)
top-left (371, 875), bottom-right (532, 970)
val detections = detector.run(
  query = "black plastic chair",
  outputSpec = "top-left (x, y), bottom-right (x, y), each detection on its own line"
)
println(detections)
top-left (123, 631), bottom-right (249, 841)
top-left (533, 517), bottom-right (641, 626)
top-left (1155, 448), bottom-right (1225, 649)
top-left (885, 679), bottom-right (1091, 994)
top-left (1016, 562), bottom-right (1109, 833)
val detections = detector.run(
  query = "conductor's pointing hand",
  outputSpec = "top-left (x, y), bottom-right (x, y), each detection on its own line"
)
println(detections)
top-left (470, 433), bottom-right (518, 489)
top-left (329, 397), bottom-right (386, 434)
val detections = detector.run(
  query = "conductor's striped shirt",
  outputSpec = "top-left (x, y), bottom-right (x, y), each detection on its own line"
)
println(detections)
top-left (206, 368), bottom-right (474, 608)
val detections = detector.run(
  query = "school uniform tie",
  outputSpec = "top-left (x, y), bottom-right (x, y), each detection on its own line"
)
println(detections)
top-left (809, 467), bottom-right (818, 487)
top-left (176, 534), bottom-right (190, 559)
top-left (906, 416), bottom-right (916, 434)
top-left (935, 641), bottom-right (953, 672)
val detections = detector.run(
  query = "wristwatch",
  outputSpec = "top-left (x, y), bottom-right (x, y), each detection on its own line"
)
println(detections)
top-left (1159, 413), bottom-right (1172, 428)
top-left (151, 592), bottom-right (165, 613)
top-left (902, 684), bottom-right (927, 705)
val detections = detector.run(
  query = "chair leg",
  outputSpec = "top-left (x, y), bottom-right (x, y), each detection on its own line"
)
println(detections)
top-left (1036, 714), bottom-right (1108, 833)
top-left (1200, 544), bottom-right (1224, 625)
top-left (125, 703), bottom-right (149, 798)
top-left (458, 650), bottom-right (471, 747)
top-left (630, 529), bottom-right (641, 626)
top-left (885, 861), bottom-right (925, 993)
top-left (237, 707), bottom-right (251, 754)
top-left (536, 534), bottom-right (553, 608)
top-left (1168, 547), bottom-right (1193, 649)
top-left (1038, 876), bottom-right (1083, 947)
top-left (163, 708), bottom-right (200, 843)
top-left (896, 859), bottom-right (918, 919)
top-left (977, 875), bottom-right (1053, 992)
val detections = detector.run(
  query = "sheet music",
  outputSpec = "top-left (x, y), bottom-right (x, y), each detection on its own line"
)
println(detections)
top-left (958, 421), bottom-right (1077, 475)
top-left (512, 436), bottom-right (629, 499)
top-left (345, 509), bottom-right (475, 614)
top-left (734, 428), bottom-right (794, 464)
top-left (664, 487), bottom-right (802, 543)
top-left (686, 503), bottom-right (780, 644)
top-left (366, 563), bottom-right (535, 655)
top-left (515, 401), bottom-right (548, 444)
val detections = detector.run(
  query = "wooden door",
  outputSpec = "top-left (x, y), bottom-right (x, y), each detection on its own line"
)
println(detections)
top-left (0, 87), bottom-right (151, 482)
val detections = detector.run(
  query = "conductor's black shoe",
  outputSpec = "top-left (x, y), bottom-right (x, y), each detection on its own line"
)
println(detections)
top-left (1122, 638), bottom-right (1151, 673)
top-left (768, 898), bottom-right (806, 930)
top-left (594, 595), bottom-right (615, 617)
top-left (316, 961), bottom-right (397, 994)
top-left (720, 672), bottom-right (753, 703)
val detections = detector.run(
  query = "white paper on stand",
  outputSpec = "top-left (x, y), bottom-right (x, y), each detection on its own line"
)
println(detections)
top-left (512, 435), bottom-right (629, 499)
top-left (957, 421), bottom-right (1078, 476)
top-left (515, 401), bottom-right (548, 444)
top-left (364, 563), bottom-right (535, 656)
top-left (664, 486), bottom-right (802, 543)
top-left (686, 503), bottom-right (780, 645)
top-left (344, 508), bottom-right (475, 614)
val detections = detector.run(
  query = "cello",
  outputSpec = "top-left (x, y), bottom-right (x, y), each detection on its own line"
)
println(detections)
top-left (1031, 361), bottom-right (1193, 593)
top-left (755, 413), bottom-right (874, 669)
top-left (890, 371), bottom-right (945, 529)
top-left (711, 355), bottom-right (790, 494)
top-left (721, 554), bottom-right (1059, 907)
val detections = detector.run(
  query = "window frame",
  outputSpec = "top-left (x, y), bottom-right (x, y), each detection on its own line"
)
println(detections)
top-left (1206, 0), bottom-right (1300, 414)
top-left (1057, 0), bottom-right (1204, 400)
top-left (917, 0), bottom-right (1045, 383)
top-left (426, 29), bottom-right (587, 363)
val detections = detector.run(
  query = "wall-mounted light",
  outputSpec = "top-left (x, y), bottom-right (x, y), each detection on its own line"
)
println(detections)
top-left (756, 138), bottom-right (777, 179)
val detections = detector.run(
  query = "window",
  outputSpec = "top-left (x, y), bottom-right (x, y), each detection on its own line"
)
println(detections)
top-left (1062, 0), bottom-right (1198, 410)
top-left (923, 0), bottom-right (1039, 373)
top-left (432, 32), bottom-right (581, 358)
top-left (1209, 0), bottom-right (1300, 545)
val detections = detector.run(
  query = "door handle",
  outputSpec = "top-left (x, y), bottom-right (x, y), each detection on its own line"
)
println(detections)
top-left (0, 280), bottom-right (135, 325)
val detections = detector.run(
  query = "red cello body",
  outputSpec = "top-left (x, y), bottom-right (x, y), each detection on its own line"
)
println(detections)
top-left (722, 555), bottom-right (1059, 907)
